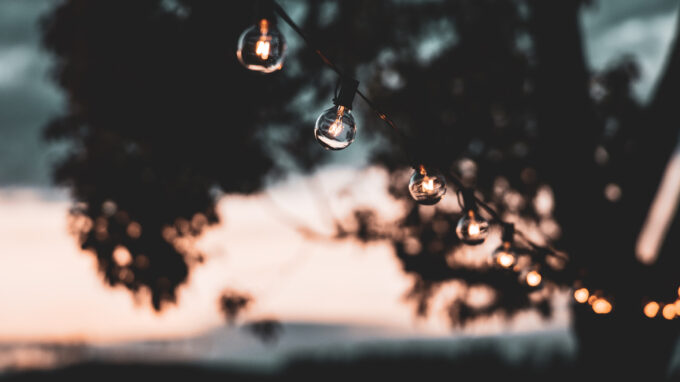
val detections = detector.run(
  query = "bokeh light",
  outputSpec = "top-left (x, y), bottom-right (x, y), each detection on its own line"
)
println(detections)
top-left (574, 288), bottom-right (589, 304)
top-left (644, 301), bottom-right (660, 318)
top-left (662, 304), bottom-right (676, 320)
top-left (592, 298), bottom-right (612, 314)
top-left (525, 270), bottom-right (542, 287)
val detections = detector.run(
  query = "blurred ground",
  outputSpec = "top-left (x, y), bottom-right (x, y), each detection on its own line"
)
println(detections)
top-left (0, 323), bottom-right (576, 378)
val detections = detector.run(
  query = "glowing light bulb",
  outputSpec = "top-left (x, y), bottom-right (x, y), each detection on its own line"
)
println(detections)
top-left (644, 301), bottom-right (660, 318)
top-left (314, 105), bottom-right (357, 150)
top-left (517, 265), bottom-right (543, 288)
top-left (237, 19), bottom-right (286, 73)
top-left (525, 270), bottom-right (542, 287)
top-left (592, 298), bottom-right (612, 314)
top-left (408, 166), bottom-right (446, 205)
top-left (574, 288), bottom-right (589, 303)
top-left (497, 253), bottom-right (515, 268)
top-left (456, 209), bottom-right (489, 245)
top-left (662, 304), bottom-right (676, 320)
top-left (314, 78), bottom-right (359, 150)
top-left (491, 242), bottom-right (517, 269)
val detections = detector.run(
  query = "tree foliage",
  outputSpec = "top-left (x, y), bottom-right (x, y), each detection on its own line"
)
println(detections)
top-left (43, 0), bottom-right (680, 376)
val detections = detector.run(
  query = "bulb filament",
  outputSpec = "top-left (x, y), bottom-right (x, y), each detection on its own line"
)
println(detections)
top-left (256, 19), bottom-right (271, 60)
top-left (468, 222), bottom-right (480, 236)
top-left (328, 106), bottom-right (345, 137)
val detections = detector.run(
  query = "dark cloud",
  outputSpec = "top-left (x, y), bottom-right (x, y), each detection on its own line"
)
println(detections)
top-left (581, 0), bottom-right (680, 101)
top-left (0, 1), bottom-right (55, 47)
top-left (0, 0), bottom-right (65, 186)
top-left (582, 0), bottom-right (679, 34)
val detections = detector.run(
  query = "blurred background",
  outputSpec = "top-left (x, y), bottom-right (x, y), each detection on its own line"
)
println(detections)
top-left (1, 0), bottom-right (680, 380)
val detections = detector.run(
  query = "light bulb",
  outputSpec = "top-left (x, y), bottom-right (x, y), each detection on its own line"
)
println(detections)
top-left (643, 301), bottom-right (660, 318)
top-left (662, 304), bottom-right (676, 320)
top-left (573, 288), bottom-right (590, 303)
top-left (314, 105), bottom-right (356, 150)
top-left (237, 19), bottom-right (286, 73)
top-left (592, 298), bottom-right (612, 314)
top-left (491, 242), bottom-right (517, 269)
top-left (519, 266), bottom-right (542, 287)
top-left (456, 209), bottom-right (489, 245)
top-left (526, 270), bottom-right (542, 287)
top-left (408, 166), bottom-right (446, 205)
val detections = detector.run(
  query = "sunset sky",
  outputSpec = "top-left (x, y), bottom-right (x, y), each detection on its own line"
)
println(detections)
top-left (0, 167), bottom-right (575, 343)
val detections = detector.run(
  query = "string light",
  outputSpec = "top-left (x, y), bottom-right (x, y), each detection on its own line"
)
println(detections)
top-left (574, 288), bottom-right (589, 303)
top-left (662, 304), bottom-right (676, 320)
top-left (641, 293), bottom-right (680, 319)
top-left (643, 301), bottom-right (660, 318)
top-left (314, 79), bottom-right (359, 150)
top-left (236, 3), bottom-right (286, 73)
top-left (526, 270), bottom-right (542, 287)
top-left (519, 265), bottom-right (542, 288)
top-left (456, 189), bottom-right (489, 245)
top-left (592, 298), bottom-right (612, 314)
top-left (248, 1), bottom-right (669, 313)
top-left (491, 223), bottom-right (517, 269)
top-left (408, 165), bottom-right (446, 205)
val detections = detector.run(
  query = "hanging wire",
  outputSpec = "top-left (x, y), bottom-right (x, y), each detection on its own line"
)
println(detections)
top-left (271, 1), bottom-right (567, 266)
top-left (272, 2), bottom-right (403, 134)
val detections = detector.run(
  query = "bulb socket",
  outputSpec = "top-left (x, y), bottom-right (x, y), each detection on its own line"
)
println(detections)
top-left (335, 78), bottom-right (359, 109)
top-left (501, 223), bottom-right (515, 244)
top-left (460, 188), bottom-right (477, 212)
top-left (252, 0), bottom-right (277, 25)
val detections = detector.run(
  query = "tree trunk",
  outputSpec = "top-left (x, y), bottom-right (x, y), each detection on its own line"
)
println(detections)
top-left (530, 1), bottom-right (680, 378)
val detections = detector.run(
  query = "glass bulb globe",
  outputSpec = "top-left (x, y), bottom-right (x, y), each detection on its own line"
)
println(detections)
top-left (573, 288), bottom-right (590, 304)
top-left (314, 105), bottom-right (356, 150)
top-left (455, 210), bottom-right (489, 245)
top-left (520, 267), bottom-right (543, 287)
top-left (643, 301), bottom-right (660, 318)
top-left (236, 19), bottom-right (286, 73)
top-left (408, 167), bottom-right (446, 205)
top-left (491, 242), bottom-right (517, 269)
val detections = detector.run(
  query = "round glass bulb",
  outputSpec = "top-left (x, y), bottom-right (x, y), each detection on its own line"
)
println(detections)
top-left (455, 210), bottom-right (489, 245)
top-left (592, 298), bottom-right (612, 314)
top-left (643, 301), bottom-right (660, 318)
top-left (314, 105), bottom-right (356, 150)
top-left (408, 167), bottom-right (446, 205)
top-left (491, 242), bottom-right (517, 269)
top-left (573, 288), bottom-right (589, 304)
top-left (519, 267), bottom-right (543, 287)
top-left (236, 19), bottom-right (286, 73)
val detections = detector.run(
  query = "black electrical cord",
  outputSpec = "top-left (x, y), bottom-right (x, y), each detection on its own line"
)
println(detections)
top-left (271, 0), bottom-right (567, 266)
